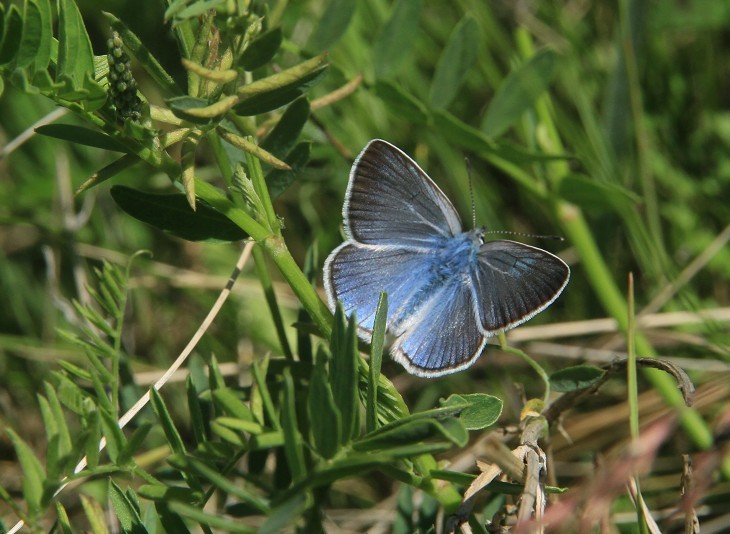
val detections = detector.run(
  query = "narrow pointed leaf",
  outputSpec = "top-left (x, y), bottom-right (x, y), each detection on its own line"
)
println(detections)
top-left (308, 352), bottom-right (341, 459)
top-left (367, 293), bottom-right (387, 433)
top-left (36, 124), bottom-right (127, 152)
top-left (280, 368), bottom-right (306, 482)
top-left (150, 388), bottom-right (186, 455)
top-left (6, 428), bottom-right (45, 517)
top-left (261, 97), bottom-right (310, 159)
top-left (110, 185), bottom-right (248, 242)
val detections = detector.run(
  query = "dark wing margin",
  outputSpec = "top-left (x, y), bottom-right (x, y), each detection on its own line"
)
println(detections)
top-left (472, 240), bottom-right (570, 332)
top-left (343, 139), bottom-right (463, 248)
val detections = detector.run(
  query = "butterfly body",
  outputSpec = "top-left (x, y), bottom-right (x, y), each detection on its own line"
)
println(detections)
top-left (324, 140), bottom-right (570, 377)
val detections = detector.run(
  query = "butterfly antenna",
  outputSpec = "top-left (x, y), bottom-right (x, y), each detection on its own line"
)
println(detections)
top-left (465, 156), bottom-right (476, 228)
top-left (486, 230), bottom-right (566, 241)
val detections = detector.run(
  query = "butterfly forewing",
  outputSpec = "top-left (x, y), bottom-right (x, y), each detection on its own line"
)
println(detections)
top-left (472, 240), bottom-right (570, 332)
top-left (344, 140), bottom-right (462, 247)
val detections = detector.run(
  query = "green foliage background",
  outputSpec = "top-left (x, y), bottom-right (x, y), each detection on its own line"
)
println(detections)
top-left (0, 0), bottom-right (729, 531)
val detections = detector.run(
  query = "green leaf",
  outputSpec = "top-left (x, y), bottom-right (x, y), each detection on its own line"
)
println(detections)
top-left (373, 80), bottom-right (430, 125)
top-left (266, 141), bottom-right (310, 199)
top-left (261, 97), bottom-right (310, 159)
top-left (165, 0), bottom-right (226, 23)
top-left (260, 492), bottom-right (310, 534)
top-left (16, 0), bottom-right (43, 68)
top-left (169, 501), bottom-right (256, 533)
top-left (373, 0), bottom-right (422, 79)
top-left (98, 408), bottom-right (126, 465)
top-left (0, 5), bottom-right (23, 67)
top-left (481, 49), bottom-right (559, 137)
top-left (56, 502), bottom-right (74, 534)
top-left (367, 293), bottom-right (388, 433)
top-left (211, 388), bottom-right (254, 420)
top-left (558, 173), bottom-right (642, 211)
top-left (110, 185), bottom-right (248, 242)
top-left (433, 108), bottom-right (497, 154)
top-left (185, 457), bottom-right (270, 512)
top-left (443, 393), bottom-right (503, 430)
top-left (331, 305), bottom-right (360, 444)
top-left (108, 480), bottom-right (146, 533)
top-left (32, 0), bottom-right (53, 71)
top-left (309, 0), bottom-right (357, 52)
top-left (77, 153), bottom-right (141, 194)
top-left (5, 428), bottom-right (45, 517)
top-left (186, 376), bottom-right (208, 445)
top-left (36, 124), bottom-right (127, 152)
top-left (214, 416), bottom-right (263, 434)
top-left (167, 95), bottom-right (216, 124)
top-left (150, 388), bottom-right (186, 455)
top-left (240, 28), bottom-right (283, 71)
top-left (57, 0), bottom-right (95, 88)
top-left (43, 383), bottom-right (73, 458)
top-left (429, 16), bottom-right (480, 109)
top-left (308, 351), bottom-right (341, 459)
top-left (281, 368), bottom-right (307, 482)
top-left (83, 410), bottom-right (102, 469)
top-left (234, 65), bottom-right (328, 116)
top-left (550, 365), bottom-right (605, 392)
top-left (138, 484), bottom-right (201, 503)
top-left (353, 417), bottom-right (465, 451)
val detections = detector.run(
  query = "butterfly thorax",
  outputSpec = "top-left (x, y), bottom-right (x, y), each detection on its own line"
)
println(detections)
top-left (389, 230), bottom-right (482, 333)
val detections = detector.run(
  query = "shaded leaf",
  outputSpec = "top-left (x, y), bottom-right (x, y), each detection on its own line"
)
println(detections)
top-left (558, 173), bottom-right (642, 211)
top-left (266, 141), bottom-right (311, 199)
top-left (308, 351), bottom-right (341, 459)
top-left (429, 16), bottom-right (480, 109)
top-left (481, 49), bottom-right (559, 137)
top-left (57, 0), bottom-right (95, 88)
top-left (374, 80), bottom-right (429, 125)
top-left (550, 365), bottom-right (605, 392)
top-left (5, 428), bottom-right (45, 517)
top-left (309, 0), bottom-right (357, 52)
top-left (331, 305), bottom-right (359, 445)
top-left (261, 97), bottom-right (310, 159)
top-left (234, 65), bottom-right (328, 116)
top-left (0, 5), bottom-right (23, 67)
top-left (36, 124), bottom-right (127, 152)
top-left (373, 0), bottom-right (422, 79)
top-left (240, 28), bottom-right (282, 71)
top-left (110, 185), bottom-right (248, 242)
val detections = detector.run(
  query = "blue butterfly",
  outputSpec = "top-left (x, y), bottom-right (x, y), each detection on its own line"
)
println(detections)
top-left (323, 139), bottom-right (570, 377)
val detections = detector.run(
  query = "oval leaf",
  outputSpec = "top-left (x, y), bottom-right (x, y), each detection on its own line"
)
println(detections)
top-left (429, 16), bottom-right (480, 109)
top-left (481, 49), bottom-right (559, 137)
top-left (550, 365), bottom-right (605, 393)
top-left (240, 28), bottom-right (283, 71)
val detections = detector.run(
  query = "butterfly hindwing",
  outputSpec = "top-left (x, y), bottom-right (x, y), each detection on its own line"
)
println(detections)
top-left (390, 274), bottom-right (487, 377)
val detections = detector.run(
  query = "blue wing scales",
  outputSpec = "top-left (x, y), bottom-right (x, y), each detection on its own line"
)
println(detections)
top-left (323, 243), bottom-right (433, 338)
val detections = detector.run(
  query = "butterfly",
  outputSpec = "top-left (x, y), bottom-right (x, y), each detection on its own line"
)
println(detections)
top-left (323, 139), bottom-right (570, 377)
